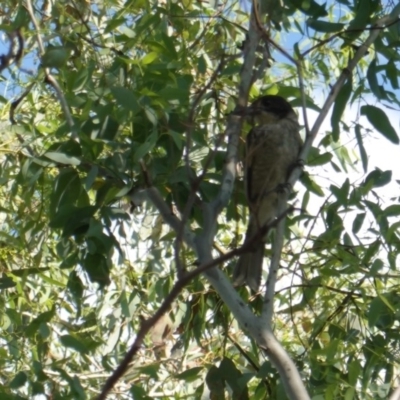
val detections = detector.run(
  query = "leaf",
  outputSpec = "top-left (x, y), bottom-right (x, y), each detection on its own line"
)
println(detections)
top-left (220, 357), bottom-right (249, 398)
top-left (42, 46), bottom-right (70, 68)
top-left (142, 52), bottom-right (159, 64)
top-left (286, 0), bottom-right (327, 17)
top-left (330, 179), bottom-right (349, 203)
top-left (361, 105), bottom-right (399, 144)
top-left (331, 78), bottom-right (352, 141)
top-left (144, 106), bottom-right (158, 125)
top-left (50, 205), bottom-right (97, 237)
top-left (11, 267), bottom-right (50, 277)
top-left (134, 131), bottom-right (158, 162)
top-left (67, 271), bottom-right (84, 298)
top-left (362, 240), bottom-right (380, 265)
top-left (9, 371), bottom-right (27, 389)
top-left (82, 253), bottom-right (110, 286)
top-left (386, 61), bottom-right (399, 89)
top-left (205, 365), bottom-right (224, 397)
top-left (44, 152), bottom-right (81, 166)
top-left (71, 376), bottom-right (86, 399)
top-left (370, 259), bottom-right (384, 275)
top-left (300, 172), bottom-right (324, 196)
top-left (168, 130), bottom-right (184, 150)
top-left (342, 0), bottom-right (372, 43)
top-left (102, 324), bottom-right (121, 355)
top-left (384, 205), bottom-right (400, 216)
top-left (307, 20), bottom-right (344, 33)
top-left (176, 367), bottom-right (203, 382)
top-left (85, 166), bottom-right (98, 191)
top-left (363, 169), bottom-right (392, 189)
top-left (352, 213), bottom-right (365, 234)
top-left (308, 151), bottom-right (332, 166)
top-left (97, 115), bottom-right (120, 140)
top-left (0, 276), bottom-right (16, 289)
top-left (111, 87), bottom-right (140, 113)
top-left (60, 335), bottom-right (89, 353)
top-left (50, 168), bottom-right (86, 217)
top-left (26, 307), bottom-right (56, 337)
top-left (354, 124), bottom-right (368, 172)
top-left (367, 59), bottom-right (383, 99)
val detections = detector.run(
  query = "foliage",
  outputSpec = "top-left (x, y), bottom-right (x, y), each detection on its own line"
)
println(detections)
top-left (0, 0), bottom-right (399, 399)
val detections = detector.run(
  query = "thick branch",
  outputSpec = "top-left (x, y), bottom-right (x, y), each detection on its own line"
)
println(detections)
top-left (211, 12), bottom-right (262, 217)
top-left (261, 330), bottom-right (311, 400)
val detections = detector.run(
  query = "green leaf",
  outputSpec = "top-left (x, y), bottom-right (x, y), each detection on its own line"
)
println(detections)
top-left (361, 105), bottom-right (399, 144)
top-left (330, 179), bottom-right (349, 203)
top-left (307, 20), bottom-right (344, 33)
top-left (111, 87), bottom-right (140, 113)
top-left (50, 205), bottom-right (97, 237)
top-left (60, 335), bottom-right (89, 354)
top-left (383, 205), bottom-right (400, 216)
top-left (286, 0), bottom-right (328, 17)
top-left (354, 124), bottom-right (368, 172)
top-left (342, 0), bottom-right (372, 43)
top-left (307, 149), bottom-right (332, 166)
top-left (142, 52), bottom-right (159, 64)
top-left (331, 78), bottom-right (352, 141)
top-left (370, 259), bottom-right (384, 275)
top-left (0, 276), bottom-right (16, 289)
top-left (176, 367), bottom-right (203, 382)
top-left (42, 46), bottom-right (70, 68)
top-left (300, 172), bottom-right (324, 196)
top-left (50, 168), bottom-right (86, 217)
top-left (137, 364), bottom-right (160, 379)
top-left (44, 152), bottom-right (81, 166)
top-left (71, 376), bottom-right (86, 399)
top-left (26, 307), bottom-right (56, 337)
top-left (352, 213), bottom-right (365, 234)
top-left (134, 131), bottom-right (158, 162)
top-left (363, 169), bottom-right (392, 189)
top-left (9, 371), bottom-right (27, 389)
top-left (206, 365), bottom-right (224, 397)
top-left (82, 253), bottom-right (110, 286)
top-left (11, 268), bottom-right (50, 277)
top-left (367, 59), bottom-right (383, 99)
top-left (84, 166), bottom-right (98, 191)
top-left (67, 271), bottom-right (84, 298)
top-left (386, 61), bottom-right (399, 89)
top-left (144, 106), bottom-right (158, 125)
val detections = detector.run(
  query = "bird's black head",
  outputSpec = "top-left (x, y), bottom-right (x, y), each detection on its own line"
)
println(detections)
top-left (251, 95), bottom-right (294, 118)
top-left (243, 95), bottom-right (295, 125)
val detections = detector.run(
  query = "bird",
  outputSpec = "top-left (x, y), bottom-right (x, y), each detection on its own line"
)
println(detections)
top-left (232, 95), bottom-right (302, 292)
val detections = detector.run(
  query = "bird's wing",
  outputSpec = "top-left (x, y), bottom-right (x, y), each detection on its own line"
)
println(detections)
top-left (245, 120), bottom-right (301, 224)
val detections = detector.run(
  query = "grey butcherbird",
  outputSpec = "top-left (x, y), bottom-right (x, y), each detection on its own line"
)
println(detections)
top-left (233, 95), bottom-right (302, 292)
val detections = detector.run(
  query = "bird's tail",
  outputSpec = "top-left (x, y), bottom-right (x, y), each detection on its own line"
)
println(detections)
top-left (233, 243), bottom-right (264, 292)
